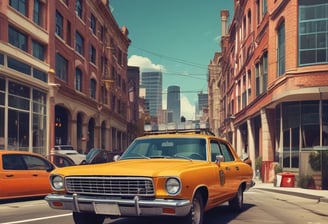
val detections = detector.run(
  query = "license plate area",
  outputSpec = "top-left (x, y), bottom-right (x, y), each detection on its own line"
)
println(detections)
top-left (93, 202), bottom-right (121, 215)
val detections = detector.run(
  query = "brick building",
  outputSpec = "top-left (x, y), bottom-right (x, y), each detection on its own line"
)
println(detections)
top-left (211, 0), bottom-right (328, 187)
top-left (0, 0), bottom-right (132, 155)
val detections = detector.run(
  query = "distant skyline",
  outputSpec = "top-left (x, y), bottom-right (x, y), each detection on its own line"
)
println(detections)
top-left (110, 0), bottom-right (234, 119)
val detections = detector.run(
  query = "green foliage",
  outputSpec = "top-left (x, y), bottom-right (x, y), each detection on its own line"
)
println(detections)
top-left (255, 156), bottom-right (262, 175)
top-left (274, 163), bottom-right (283, 174)
top-left (309, 151), bottom-right (321, 171)
top-left (297, 174), bottom-right (315, 189)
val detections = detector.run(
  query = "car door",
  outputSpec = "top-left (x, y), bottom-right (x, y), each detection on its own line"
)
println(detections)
top-left (219, 141), bottom-right (241, 196)
top-left (206, 140), bottom-right (233, 207)
top-left (21, 154), bottom-right (53, 195)
top-left (1, 154), bottom-right (29, 198)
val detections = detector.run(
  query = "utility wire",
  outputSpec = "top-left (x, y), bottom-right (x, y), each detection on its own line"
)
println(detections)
top-left (130, 45), bottom-right (208, 69)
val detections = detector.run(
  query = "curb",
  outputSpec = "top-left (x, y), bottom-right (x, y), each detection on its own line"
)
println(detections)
top-left (319, 197), bottom-right (328, 203)
top-left (255, 187), bottom-right (328, 203)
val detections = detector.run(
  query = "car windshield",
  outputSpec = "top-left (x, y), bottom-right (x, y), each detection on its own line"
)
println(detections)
top-left (120, 137), bottom-right (207, 161)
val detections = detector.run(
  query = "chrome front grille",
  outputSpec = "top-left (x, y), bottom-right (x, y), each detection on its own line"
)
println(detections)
top-left (65, 176), bottom-right (154, 196)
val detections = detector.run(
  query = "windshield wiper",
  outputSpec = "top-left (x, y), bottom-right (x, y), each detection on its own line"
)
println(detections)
top-left (124, 153), bottom-right (150, 160)
top-left (172, 155), bottom-right (192, 161)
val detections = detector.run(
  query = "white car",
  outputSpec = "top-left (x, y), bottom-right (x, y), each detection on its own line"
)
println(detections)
top-left (54, 145), bottom-right (86, 165)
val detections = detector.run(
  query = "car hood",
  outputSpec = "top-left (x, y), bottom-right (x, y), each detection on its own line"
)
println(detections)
top-left (53, 159), bottom-right (207, 177)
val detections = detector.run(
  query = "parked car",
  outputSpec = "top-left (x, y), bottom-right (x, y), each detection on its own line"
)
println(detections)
top-left (0, 150), bottom-right (56, 200)
top-left (45, 129), bottom-right (254, 224)
top-left (45, 152), bottom-right (76, 167)
top-left (54, 145), bottom-right (86, 165)
top-left (85, 148), bottom-right (119, 164)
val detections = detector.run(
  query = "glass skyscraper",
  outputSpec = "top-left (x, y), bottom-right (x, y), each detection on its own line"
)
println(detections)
top-left (141, 71), bottom-right (162, 117)
top-left (167, 85), bottom-right (181, 124)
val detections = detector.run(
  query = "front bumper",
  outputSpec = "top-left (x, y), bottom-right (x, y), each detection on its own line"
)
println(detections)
top-left (45, 193), bottom-right (191, 217)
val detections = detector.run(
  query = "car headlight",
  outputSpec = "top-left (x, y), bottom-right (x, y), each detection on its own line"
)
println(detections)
top-left (165, 177), bottom-right (181, 195)
top-left (50, 175), bottom-right (64, 190)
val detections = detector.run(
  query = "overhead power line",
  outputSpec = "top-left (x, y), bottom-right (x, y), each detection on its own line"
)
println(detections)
top-left (130, 45), bottom-right (208, 69)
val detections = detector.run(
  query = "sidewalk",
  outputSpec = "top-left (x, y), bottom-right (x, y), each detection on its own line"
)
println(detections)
top-left (252, 180), bottom-right (328, 216)
top-left (253, 181), bottom-right (328, 202)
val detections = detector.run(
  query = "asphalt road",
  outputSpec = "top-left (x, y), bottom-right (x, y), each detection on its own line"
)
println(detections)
top-left (1, 188), bottom-right (327, 224)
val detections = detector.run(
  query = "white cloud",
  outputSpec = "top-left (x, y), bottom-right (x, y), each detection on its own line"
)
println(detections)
top-left (180, 96), bottom-right (195, 120)
top-left (128, 55), bottom-right (165, 73)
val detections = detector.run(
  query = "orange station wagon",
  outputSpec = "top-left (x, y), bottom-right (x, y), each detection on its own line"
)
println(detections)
top-left (45, 129), bottom-right (254, 224)
top-left (0, 150), bottom-right (56, 200)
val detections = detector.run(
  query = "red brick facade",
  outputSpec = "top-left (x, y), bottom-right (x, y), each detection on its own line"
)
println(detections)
top-left (210, 0), bottom-right (328, 185)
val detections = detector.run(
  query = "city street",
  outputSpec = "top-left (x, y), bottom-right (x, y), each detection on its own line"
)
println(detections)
top-left (1, 188), bottom-right (327, 224)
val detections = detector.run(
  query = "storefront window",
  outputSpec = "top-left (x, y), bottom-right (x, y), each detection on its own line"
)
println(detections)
top-left (0, 78), bottom-right (5, 149)
top-left (32, 90), bottom-right (47, 154)
top-left (301, 101), bottom-right (320, 149)
top-left (2, 79), bottom-right (47, 154)
top-left (282, 102), bottom-right (300, 168)
top-left (322, 101), bottom-right (328, 146)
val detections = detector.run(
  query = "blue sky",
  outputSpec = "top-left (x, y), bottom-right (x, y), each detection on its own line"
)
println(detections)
top-left (110, 0), bottom-right (234, 119)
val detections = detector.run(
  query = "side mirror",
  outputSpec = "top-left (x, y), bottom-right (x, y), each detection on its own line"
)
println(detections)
top-left (216, 155), bottom-right (224, 166)
top-left (113, 155), bottom-right (120, 161)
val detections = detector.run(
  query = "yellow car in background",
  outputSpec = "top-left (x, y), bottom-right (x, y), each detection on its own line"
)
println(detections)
top-left (45, 129), bottom-right (254, 224)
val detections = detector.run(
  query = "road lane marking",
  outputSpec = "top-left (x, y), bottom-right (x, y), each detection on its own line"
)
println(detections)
top-left (0, 213), bottom-right (71, 224)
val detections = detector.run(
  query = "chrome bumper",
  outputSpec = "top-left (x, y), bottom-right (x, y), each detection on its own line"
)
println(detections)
top-left (45, 193), bottom-right (191, 217)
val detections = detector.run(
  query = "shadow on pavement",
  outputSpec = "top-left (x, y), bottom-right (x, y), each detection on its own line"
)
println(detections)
top-left (109, 203), bottom-right (255, 224)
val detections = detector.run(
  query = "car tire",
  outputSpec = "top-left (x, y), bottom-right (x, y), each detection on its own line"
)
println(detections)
top-left (229, 185), bottom-right (244, 211)
top-left (181, 192), bottom-right (204, 224)
top-left (72, 212), bottom-right (105, 224)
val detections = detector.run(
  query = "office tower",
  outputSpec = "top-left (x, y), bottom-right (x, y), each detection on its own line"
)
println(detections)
top-left (167, 85), bottom-right (181, 124)
top-left (141, 71), bottom-right (162, 117)
top-left (197, 92), bottom-right (208, 115)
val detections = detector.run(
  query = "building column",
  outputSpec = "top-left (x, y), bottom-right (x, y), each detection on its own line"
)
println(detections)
top-left (261, 109), bottom-right (275, 161)
top-left (236, 127), bottom-right (243, 157)
top-left (247, 119), bottom-right (256, 173)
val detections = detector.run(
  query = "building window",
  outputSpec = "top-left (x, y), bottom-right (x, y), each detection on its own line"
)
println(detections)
top-left (9, 0), bottom-right (27, 16)
top-left (90, 45), bottom-right (96, 64)
top-left (247, 70), bottom-right (251, 103)
top-left (262, 0), bottom-right (267, 18)
top-left (75, 68), bottom-right (82, 92)
top-left (55, 53), bottom-right (68, 82)
top-left (33, 68), bottom-right (47, 82)
top-left (8, 57), bottom-right (31, 75)
top-left (33, 0), bottom-right (42, 26)
top-left (247, 10), bottom-right (252, 34)
top-left (256, 0), bottom-right (260, 24)
top-left (255, 52), bottom-right (268, 96)
top-left (32, 40), bottom-right (45, 60)
top-left (90, 79), bottom-right (96, 99)
top-left (299, 0), bottom-right (328, 65)
top-left (255, 63), bottom-right (260, 96)
top-left (9, 26), bottom-right (27, 52)
top-left (262, 52), bottom-right (268, 91)
top-left (0, 54), bottom-right (4, 65)
top-left (90, 14), bottom-right (96, 34)
top-left (242, 75), bottom-right (246, 108)
top-left (100, 25), bottom-right (104, 42)
top-left (277, 22), bottom-right (285, 76)
top-left (75, 0), bottom-right (82, 18)
top-left (66, 21), bottom-right (71, 46)
top-left (75, 31), bottom-right (84, 55)
top-left (56, 11), bottom-right (63, 38)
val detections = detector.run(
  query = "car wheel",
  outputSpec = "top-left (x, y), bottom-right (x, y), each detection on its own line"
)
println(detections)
top-left (72, 212), bottom-right (105, 224)
top-left (181, 192), bottom-right (204, 224)
top-left (229, 185), bottom-right (244, 211)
